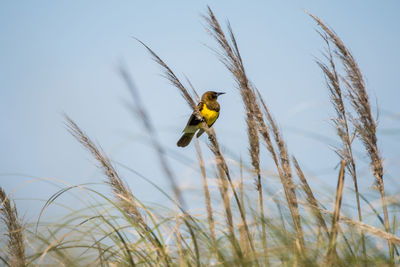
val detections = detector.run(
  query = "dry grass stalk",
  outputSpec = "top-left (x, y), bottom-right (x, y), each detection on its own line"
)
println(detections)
top-left (0, 187), bottom-right (26, 267)
top-left (195, 140), bottom-right (228, 264)
top-left (317, 208), bottom-right (400, 246)
top-left (238, 159), bottom-right (249, 256)
top-left (204, 6), bottom-right (304, 254)
top-left (65, 116), bottom-right (169, 266)
top-left (246, 88), bottom-right (269, 265)
top-left (247, 124), bottom-right (269, 266)
top-left (292, 157), bottom-right (329, 237)
top-left (134, 39), bottom-right (200, 119)
top-left (326, 160), bottom-right (346, 265)
top-left (208, 129), bottom-right (258, 262)
top-left (119, 66), bottom-right (184, 209)
top-left (316, 34), bottom-right (361, 218)
top-left (194, 139), bottom-right (216, 243)
top-left (257, 90), bottom-right (305, 251)
top-left (255, 110), bottom-right (306, 254)
top-left (65, 116), bottom-right (141, 220)
top-left (212, 165), bottom-right (247, 264)
top-left (214, 166), bottom-right (236, 241)
top-left (118, 68), bottom-right (187, 265)
top-left (238, 222), bottom-right (248, 257)
top-left (174, 203), bottom-right (184, 267)
top-left (137, 37), bottom-right (244, 259)
top-left (138, 38), bottom-right (256, 261)
top-left (308, 12), bottom-right (393, 259)
top-left (316, 31), bottom-right (367, 258)
top-left (248, 114), bottom-right (269, 265)
top-left (239, 157), bottom-right (245, 218)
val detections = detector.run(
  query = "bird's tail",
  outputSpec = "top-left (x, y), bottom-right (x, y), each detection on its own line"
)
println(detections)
top-left (177, 132), bottom-right (195, 147)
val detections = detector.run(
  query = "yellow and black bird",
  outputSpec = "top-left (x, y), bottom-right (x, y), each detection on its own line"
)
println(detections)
top-left (177, 91), bottom-right (225, 147)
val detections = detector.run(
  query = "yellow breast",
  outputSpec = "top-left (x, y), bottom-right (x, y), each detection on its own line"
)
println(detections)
top-left (201, 103), bottom-right (219, 126)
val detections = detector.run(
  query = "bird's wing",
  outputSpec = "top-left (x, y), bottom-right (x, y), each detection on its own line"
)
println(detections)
top-left (196, 128), bottom-right (205, 138)
top-left (187, 102), bottom-right (204, 125)
top-left (182, 102), bottom-right (204, 133)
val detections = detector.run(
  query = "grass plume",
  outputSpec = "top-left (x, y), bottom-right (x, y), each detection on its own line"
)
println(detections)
top-left (309, 12), bottom-right (393, 259)
top-left (0, 187), bottom-right (26, 267)
top-left (204, 7), bottom-right (304, 255)
top-left (65, 116), bottom-right (170, 266)
top-left (316, 30), bottom-right (367, 260)
top-left (136, 33), bottom-right (257, 263)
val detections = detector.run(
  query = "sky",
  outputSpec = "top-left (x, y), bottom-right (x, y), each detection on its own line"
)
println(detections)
top-left (1, 1), bottom-right (399, 221)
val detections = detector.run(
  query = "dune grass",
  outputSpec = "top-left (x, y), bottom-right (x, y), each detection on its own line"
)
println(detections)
top-left (1, 7), bottom-right (399, 266)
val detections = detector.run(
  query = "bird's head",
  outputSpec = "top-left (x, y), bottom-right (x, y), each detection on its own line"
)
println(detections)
top-left (202, 91), bottom-right (225, 101)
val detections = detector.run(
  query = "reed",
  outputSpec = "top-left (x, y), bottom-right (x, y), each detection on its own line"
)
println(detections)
top-left (309, 12), bottom-right (392, 259)
top-left (293, 157), bottom-right (329, 237)
top-left (118, 67), bottom-right (187, 265)
top-left (0, 187), bottom-right (26, 267)
top-left (316, 30), bottom-right (367, 260)
top-left (137, 36), bottom-right (257, 263)
top-left (204, 7), bottom-right (305, 255)
top-left (66, 117), bottom-right (140, 220)
top-left (65, 116), bottom-right (170, 266)
top-left (326, 160), bottom-right (346, 265)
top-left (194, 139), bottom-right (216, 244)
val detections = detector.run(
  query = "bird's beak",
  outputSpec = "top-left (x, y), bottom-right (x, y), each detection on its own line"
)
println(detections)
top-left (217, 92), bottom-right (225, 96)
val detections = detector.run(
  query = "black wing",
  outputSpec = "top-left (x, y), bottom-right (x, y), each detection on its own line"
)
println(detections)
top-left (187, 101), bottom-right (204, 126)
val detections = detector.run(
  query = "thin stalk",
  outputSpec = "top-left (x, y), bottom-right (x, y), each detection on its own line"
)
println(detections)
top-left (204, 6), bottom-right (303, 254)
top-left (316, 31), bottom-right (366, 260)
top-left (0, 187), bottom-right (26, 267)
top-left (292, 157), bottom-right (329, 237)
top-left (326, 160), bottom-right (346, 265)
top-left (309, 12), bottom-right (393, 260)
top-left (194, 139), bottom-right (216, 244)
top-left (137, 39), bottom-right (254, 263)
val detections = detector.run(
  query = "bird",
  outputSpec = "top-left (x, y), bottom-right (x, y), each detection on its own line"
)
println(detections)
top-left (177, 91), bottom-right (225, 147)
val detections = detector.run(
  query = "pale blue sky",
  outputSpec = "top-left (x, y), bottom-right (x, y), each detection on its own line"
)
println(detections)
top-left (1, 1), bottom-right (399, 219)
